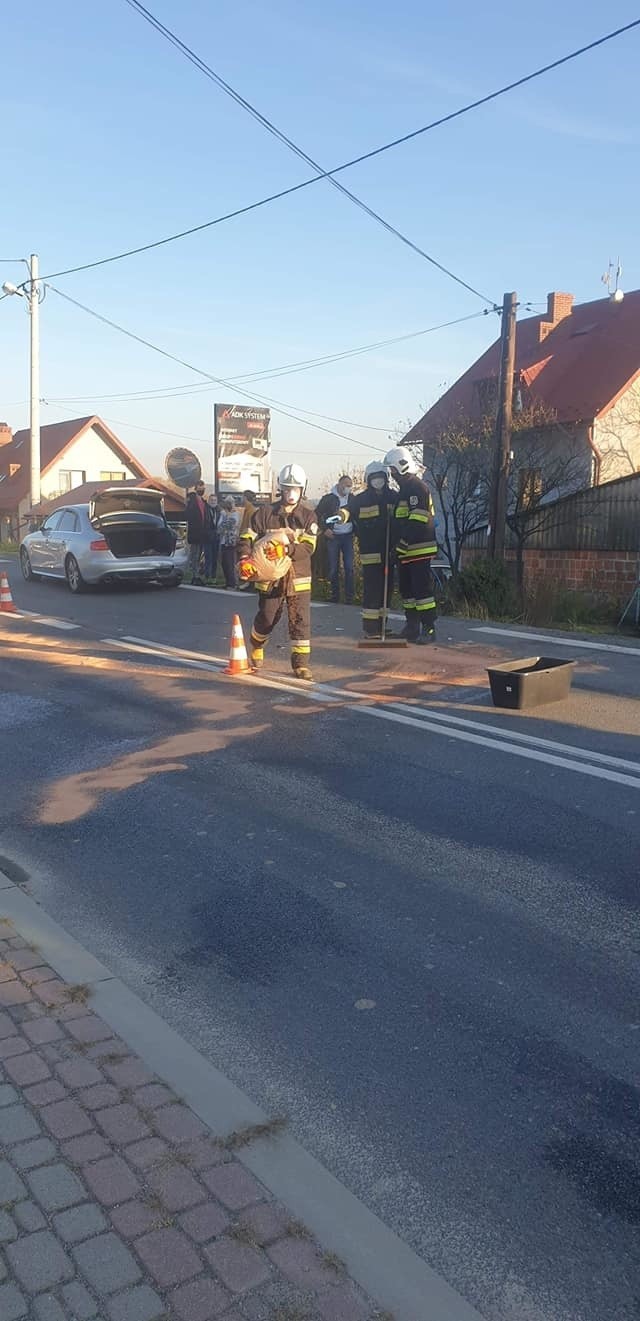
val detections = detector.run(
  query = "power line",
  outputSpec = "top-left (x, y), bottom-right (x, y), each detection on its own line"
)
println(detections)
top-left (45, 285), bottom-right (382, 452)
top-left (43, 309), bottom-right (489, 407)
top-left (41, 399), bottom-right (375, 459)
top-left (35, 16), bottom-right (639, 291)
top-left (122, 0), bottom-right (491, 303)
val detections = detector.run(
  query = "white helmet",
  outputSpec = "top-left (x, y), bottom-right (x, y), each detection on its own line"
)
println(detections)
top-left (383, 445), bottom-right (419, 476)
top-left (278, 463), bottom-right (307, 498)
top-left (364, 460), bottom-right (388, 483)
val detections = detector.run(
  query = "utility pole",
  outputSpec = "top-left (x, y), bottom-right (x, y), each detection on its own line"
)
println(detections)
top-left (28, 254), bottom-right (41, 511)
top-left (489, 291), bottom-right (517, 557)
top-left (2, 254), bottom-right (41, 513)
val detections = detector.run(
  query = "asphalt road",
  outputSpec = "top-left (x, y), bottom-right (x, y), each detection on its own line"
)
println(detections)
top-left (1, 559), bottom-right (640, 1321)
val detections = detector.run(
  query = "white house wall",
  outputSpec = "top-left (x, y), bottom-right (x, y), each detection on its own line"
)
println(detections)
top-left (40, 426), bottom-right (137, 500)
top-left (595, 376), bottom-right (640, 480)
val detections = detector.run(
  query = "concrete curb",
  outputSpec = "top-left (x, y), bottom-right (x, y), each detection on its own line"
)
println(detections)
top-left (0, 872), bottom-right (483, 1321)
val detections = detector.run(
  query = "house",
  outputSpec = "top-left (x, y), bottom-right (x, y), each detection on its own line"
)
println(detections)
top-left (30, 477), bottom-right (187, 522)
top-left (402, 290), bottom-right (640, 569)
top-left (0, 415), bottom-right (151, 539)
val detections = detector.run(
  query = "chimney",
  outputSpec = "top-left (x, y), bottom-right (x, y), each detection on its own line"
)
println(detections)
top-left (0, 422), bottom-right (13, 448)
top-left (539, 292), bottom-right (574, 343)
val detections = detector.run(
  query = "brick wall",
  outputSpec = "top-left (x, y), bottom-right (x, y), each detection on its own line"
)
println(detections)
top-left (461, 547), bottom-right (638, 600)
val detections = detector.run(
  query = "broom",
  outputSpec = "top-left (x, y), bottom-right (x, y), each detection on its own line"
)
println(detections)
top-left (357, 505), bottom-right (407, 649)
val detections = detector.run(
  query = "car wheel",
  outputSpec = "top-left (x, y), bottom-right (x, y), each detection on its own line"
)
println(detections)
top-left (160, 574), bottom-right (182, 589)
top-left (20, 548), bottom-right (36, 582)
top-left (65, 554), bottom-right (86, 594)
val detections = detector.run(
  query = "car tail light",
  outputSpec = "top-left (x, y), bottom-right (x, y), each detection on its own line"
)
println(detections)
top-left (90, 538), bottom-right (109, 551)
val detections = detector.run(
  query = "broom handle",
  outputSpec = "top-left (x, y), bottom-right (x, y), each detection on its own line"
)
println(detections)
top-left (381, 503), bottom-right (391, 636)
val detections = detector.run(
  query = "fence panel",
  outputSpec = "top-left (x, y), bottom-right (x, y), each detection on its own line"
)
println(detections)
top-left (461, 473), bottom-right (640, 553)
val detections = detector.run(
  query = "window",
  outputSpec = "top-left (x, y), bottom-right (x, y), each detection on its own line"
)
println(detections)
top-left (58, 469), bottom-right (86, 493)
top-left (41, 512), bottom-right (64, 534)
top-left (57, 510), bottom-right (79, 533)
top-left (100, 471), bottom-right (126, 481)
top-left (518, 469), bottom-right (543, 508)
top-left (473, 377), bottom-right (498, 413)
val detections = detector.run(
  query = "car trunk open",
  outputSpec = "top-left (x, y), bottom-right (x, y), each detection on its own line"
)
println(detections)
top-left (90, 488), bottom-right (176, 560)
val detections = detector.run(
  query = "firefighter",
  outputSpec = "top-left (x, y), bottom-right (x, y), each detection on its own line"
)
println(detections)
top-left (384, 446), bottom-right (437, 644)
top-left (348, 460), bottom-right (395, 638)
top-left (238, 464), bottom-right (317, 680)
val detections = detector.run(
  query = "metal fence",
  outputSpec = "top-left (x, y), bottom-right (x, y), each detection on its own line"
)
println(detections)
top-left (464, 472), bottom-right (640, 553)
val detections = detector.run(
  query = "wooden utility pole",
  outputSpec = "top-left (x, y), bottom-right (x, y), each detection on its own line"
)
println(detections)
top-left (489, 291), bottom-right (517, 556)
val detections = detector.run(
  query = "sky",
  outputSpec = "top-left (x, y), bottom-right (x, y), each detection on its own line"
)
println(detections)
top-left (1, 0), bottom-right (639, 494)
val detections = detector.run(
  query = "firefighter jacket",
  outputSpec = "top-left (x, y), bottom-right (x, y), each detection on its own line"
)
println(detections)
top-left (239, 500), bottom-right (318, 594)
top-left (392, 474), bottom-right (437, 563)
top-left (347, 486), bottom-right (395, 566)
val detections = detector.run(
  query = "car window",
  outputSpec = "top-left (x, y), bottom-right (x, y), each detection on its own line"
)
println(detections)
top-left (40, 512), bottom-right (64, 534)
top-left (57, 510), bottom-right (79, 533)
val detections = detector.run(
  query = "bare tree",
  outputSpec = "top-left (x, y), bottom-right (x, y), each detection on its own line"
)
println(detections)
top-left (506, 405), bottom-right (587, 590)
top-left (421, 415), bottom-right (492, 575)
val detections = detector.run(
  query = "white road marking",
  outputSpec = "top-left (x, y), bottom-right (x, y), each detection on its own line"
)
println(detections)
top-left (386, 704), bottom-right (640, 776)
top-left (0, 609), bottom-right (79, 630)
top-left (106, 637), bottom-right (339, 703)
top-left (353, 705), bottom-right (640, 790)
top-left (179, 583), bottom-right (329, 607)
top-left (30, 617), bottom-right (80, 631)
top-left (105, 634), bottom-right (640, 789)
top-left (473, 626), bottom-right (640, 657)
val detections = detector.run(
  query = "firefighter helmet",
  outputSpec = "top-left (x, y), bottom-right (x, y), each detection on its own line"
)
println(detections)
top-left (278, 463), bottom-right (307, 501)
top-left (364, 460), bottom-right (388, 483)
top-left (383, 445), bottom-right (419, 476)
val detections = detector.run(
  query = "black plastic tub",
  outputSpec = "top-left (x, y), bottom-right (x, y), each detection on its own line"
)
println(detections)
top-left (487, 656), bottom-right (576, 709)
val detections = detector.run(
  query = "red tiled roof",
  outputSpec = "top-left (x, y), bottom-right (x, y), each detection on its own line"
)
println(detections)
top-left (31, 477), bottom-right (186, 517)
top-left (406, 290), bottom-right (640, 444)
top-left (0, 416), bottom-right (150, 511)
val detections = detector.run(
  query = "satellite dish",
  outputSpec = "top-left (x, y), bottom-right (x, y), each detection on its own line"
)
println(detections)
top-left (165, 448), bottom-right (202, 489)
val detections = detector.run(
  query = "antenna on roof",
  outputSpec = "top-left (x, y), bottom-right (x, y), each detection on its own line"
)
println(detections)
top-left (601, 257), bottom-right (624, 303)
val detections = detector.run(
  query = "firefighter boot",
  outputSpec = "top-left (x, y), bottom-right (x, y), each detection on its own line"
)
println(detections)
top-left (249, 634), bottom-right (265, 671)
top-left (291, 656), bottom-right (313, 682)
top-left (416, 618), bottom-right (436, 645)
top-left (400, 611), bottom-right (420, 643)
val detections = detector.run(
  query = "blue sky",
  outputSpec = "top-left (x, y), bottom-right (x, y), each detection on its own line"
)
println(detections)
top-left (1, 0), bottom-right (638, 492)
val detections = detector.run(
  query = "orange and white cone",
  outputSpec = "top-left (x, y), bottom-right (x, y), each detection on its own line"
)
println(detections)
top-left (224, 614), bottom-right (250, 675)
top-left (0, 573), bottom-right (18, 614)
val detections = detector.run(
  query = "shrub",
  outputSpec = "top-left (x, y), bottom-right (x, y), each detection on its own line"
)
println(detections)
top-left (456, 557), bottom-right (519, 619)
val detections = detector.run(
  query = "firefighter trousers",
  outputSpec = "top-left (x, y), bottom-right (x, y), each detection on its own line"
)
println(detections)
top-left (398, 558), bottom-right (437, 637)
top-left (361, 561), bottom-right (385, 637)
top-left (250, 583), bottom-right (311, 671)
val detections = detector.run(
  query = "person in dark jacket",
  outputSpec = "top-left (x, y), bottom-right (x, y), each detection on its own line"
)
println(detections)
top-left (348, 460), bottom-right (396, 638)
top-left (384, 446), bottom-right (438, 643)
top-left (186, 480), bottom-right (211, 585)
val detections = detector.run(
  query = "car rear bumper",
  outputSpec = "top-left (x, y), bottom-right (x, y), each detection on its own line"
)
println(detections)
top-left (88, 560), bottom-right (183, 585)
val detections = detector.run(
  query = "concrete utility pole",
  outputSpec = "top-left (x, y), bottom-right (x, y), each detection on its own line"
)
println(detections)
top-left (2, 254), bottom-right (41, 511)
top-left (28, 254), bottom-right (41, 510)
top-left (489, 291), bottom-right (517, 557)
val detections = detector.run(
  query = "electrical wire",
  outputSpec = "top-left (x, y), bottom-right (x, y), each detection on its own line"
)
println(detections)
top-left (41, 398), bottom-right (369, 458)
top-left (43, 309), bottom-right (489, 407)
top-left (122, 0), bottom-right (491, 304)
top-left (46, 284), bottom-right (386, 451)
top-left (35, 16), bottom-right (639, 291)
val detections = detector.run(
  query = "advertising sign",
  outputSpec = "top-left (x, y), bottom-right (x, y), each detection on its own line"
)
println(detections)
top-left (214, 404), bottom-right (271, 495)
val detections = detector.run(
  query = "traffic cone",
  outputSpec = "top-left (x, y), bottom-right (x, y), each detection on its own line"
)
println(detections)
top-left (224, 614), bottom-right (250, 675)
top-left (0, 573), bottom-right (18, 614)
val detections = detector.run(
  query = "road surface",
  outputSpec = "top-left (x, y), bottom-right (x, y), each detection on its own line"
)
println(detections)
top-left (1, 559), bottom-right (639, 1320)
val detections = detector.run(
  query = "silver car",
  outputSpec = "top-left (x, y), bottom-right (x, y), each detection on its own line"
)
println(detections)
top-left (20, 488), bottom-right (188, 594)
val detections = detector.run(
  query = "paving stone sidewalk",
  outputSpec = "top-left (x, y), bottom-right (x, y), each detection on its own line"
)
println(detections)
top-left (0, 921), bottom-right (389, 1321)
